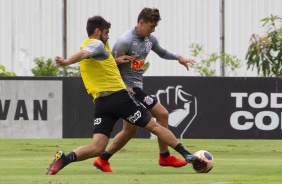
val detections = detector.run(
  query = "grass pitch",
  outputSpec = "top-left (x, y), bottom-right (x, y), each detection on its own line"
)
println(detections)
top-left (0, 139), bottom-right (282, 184)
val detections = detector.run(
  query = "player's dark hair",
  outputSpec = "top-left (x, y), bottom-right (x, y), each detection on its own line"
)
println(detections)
top-left (86, 15), bottom-right (111, 37)
top-left (137, 7), bottom-right (161, 23)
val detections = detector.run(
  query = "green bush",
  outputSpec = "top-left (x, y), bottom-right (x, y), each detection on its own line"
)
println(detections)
top-left (143, 62), bottom-right (150, 73)
top-left (31, 57), bottom-right (59, 76)
top-left (31, 57), bottom-right (80, 76)
top-left (189, 43), bottom-right (241, 76)
top-left (58, 65), bottom-right (81, 77)
top-left (0, 65), bottom-right (16, 76)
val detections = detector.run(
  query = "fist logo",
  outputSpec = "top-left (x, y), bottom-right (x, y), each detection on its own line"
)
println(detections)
top-left (152, 85), bottom-right (197, 138)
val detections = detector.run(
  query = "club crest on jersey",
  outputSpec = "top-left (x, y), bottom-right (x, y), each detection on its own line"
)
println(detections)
top-left (143, 96), bottom-right (154, 105)
top-left (94, 118), bottom-right (102, 125)
top-left (145, 40), bottom-right (152, 53)
top-left (127, 110), bottom-right (141, 124)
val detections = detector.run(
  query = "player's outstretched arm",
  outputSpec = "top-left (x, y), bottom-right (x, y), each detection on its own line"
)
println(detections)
top-left (177, 55), bottom-right (196, 71)
top-left (55, 50), bottom-right (90, 66)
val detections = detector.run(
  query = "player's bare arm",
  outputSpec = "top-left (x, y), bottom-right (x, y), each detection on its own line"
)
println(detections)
top-left (55, 50), bottom-right (90, 66)
top-left (126, 86), bottom-right (136, 95)
top-left (115, 55), bottom-right (134, 64)
top-left (178, 55), bottom-right (196, 71)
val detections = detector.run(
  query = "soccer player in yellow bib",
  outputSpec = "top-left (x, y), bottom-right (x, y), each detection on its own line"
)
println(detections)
top-left (46, 15), bottom-right (206, 175)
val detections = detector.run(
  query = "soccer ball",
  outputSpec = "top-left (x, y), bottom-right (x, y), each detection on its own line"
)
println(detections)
top-left (192, 150), bottom-right (214, 173)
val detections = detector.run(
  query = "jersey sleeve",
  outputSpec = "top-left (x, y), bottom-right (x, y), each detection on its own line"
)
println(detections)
top-left (111, 38), bottom-right (129, 58)
top-left (151, 36), bottom-right (181, 60)
top-left (83, 41), bottom-right (105, 57)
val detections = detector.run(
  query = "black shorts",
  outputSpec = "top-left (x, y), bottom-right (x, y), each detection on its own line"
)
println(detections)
top-left (132, 87), bottom-right (158, 110)
top-left (92, 89), bottom-right (152, 137)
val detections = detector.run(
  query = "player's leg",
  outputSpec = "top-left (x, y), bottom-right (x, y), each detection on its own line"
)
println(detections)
top-left (132, 88), bottom-right (168, 153)
top-left (133, 88), bottom-right (187, 167)
top-left (105, 120), bottom-right (138, 154)
top-left (119, 89), bottom-right (206, 168)
top-left (46, 133), bottom-right (109, 175)
top-left (150, 102), bottom-right (169, 152)
top-left (93, 120), bottom-right (137, 172)
top-left (94, 89), bottom-right (205, 172)
top-left (94, 89), bottom-right (151, 172)
top-left (93, 90), bottom-right (139, 172)
top-left (47, 92), bottom-right (117, 175)
top-left (73, 133), bottom-right (109, 160)
top-left (145, 118), bottom-right (179, 148)
top-left (143, 118), bottom-right (206, 168)
top-left (150, 102), bottom-right (187, 167)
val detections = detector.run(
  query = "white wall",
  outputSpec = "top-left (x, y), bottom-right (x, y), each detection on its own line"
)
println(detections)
top-left (1, 0), bottom-right (282, 76)
top-left (67, 0), bottom-right (221, 76)
top-left (0, 0), bottom-right (63, 76)
top-left (225, 0), bottom-right (282, 76)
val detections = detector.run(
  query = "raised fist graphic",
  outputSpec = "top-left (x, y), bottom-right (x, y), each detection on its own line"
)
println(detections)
top-left (152, 85), bottom-right (197, 138)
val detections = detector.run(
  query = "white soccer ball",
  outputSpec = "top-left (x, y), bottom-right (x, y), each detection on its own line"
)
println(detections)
top-left (192, 150), bottom-right (214, 173)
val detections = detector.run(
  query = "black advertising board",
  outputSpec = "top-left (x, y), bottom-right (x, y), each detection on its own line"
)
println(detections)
top-left (53, 76), bottom-right (282, 139)
top-left (139, 77), bottom-right (282, 139)
top-left (114, 77), bottom-right (282, 139)
top-left (2, 77), bottom-right (282, 139)
top-left (62, 77), bottom-right (94, 138)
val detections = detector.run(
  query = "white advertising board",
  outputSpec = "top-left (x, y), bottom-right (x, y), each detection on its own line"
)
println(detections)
top-left (0, 80), bottom-right (62, 138)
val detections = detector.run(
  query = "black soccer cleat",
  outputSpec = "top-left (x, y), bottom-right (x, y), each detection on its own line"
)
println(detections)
top-left (185, 154), bottom-right (207, 167)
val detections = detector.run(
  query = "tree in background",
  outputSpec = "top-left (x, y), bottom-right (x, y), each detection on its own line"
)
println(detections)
top-left (246, 15), bottom-right (282, 77)
top-left (189, 43), bottom-right (241, 76)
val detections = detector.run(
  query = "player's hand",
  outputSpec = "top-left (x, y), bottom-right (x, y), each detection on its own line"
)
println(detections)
top-left (54, 56), bottom-right (66, 66)
top-left (178, 56), bottom-right (196, 71)
top-left (115, 55), bottom-right (134, 64)
top-left (126, 86), bottom-right (136, 95)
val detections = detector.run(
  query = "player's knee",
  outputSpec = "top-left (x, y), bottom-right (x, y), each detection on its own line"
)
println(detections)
top-left (155, 109), bottom-right (169, 126)
top-left (132, 127), bottom-right (138, 136)
top-left (128, 127), bottom-right (138, 137)
top-left (123, 126), bottom-right (138, 137)
top-left (146, 121), bottom-right (163, 135)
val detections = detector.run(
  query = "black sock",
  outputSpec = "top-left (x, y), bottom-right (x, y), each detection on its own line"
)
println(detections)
top-left (174, 143), bottom-right (191, 157)
top-left (64, 152), bottom-right (77, 165)
top-left (160, 151), bottom-right (170, 158)
top-left (100, 151), bottom-right (112, 161)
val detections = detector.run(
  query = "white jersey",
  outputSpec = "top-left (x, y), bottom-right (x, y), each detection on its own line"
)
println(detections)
top-left (112, 27), bottom-right (180, 89)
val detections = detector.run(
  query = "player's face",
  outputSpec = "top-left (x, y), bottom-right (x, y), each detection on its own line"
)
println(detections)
top-left (139, 20), bottom-right (158, 37)
top-left (100, 29), bottom-right (109, 44)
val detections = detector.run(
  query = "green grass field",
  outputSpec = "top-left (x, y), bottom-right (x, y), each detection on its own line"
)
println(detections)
top-left (0, 139), bottom-right (282, 184)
